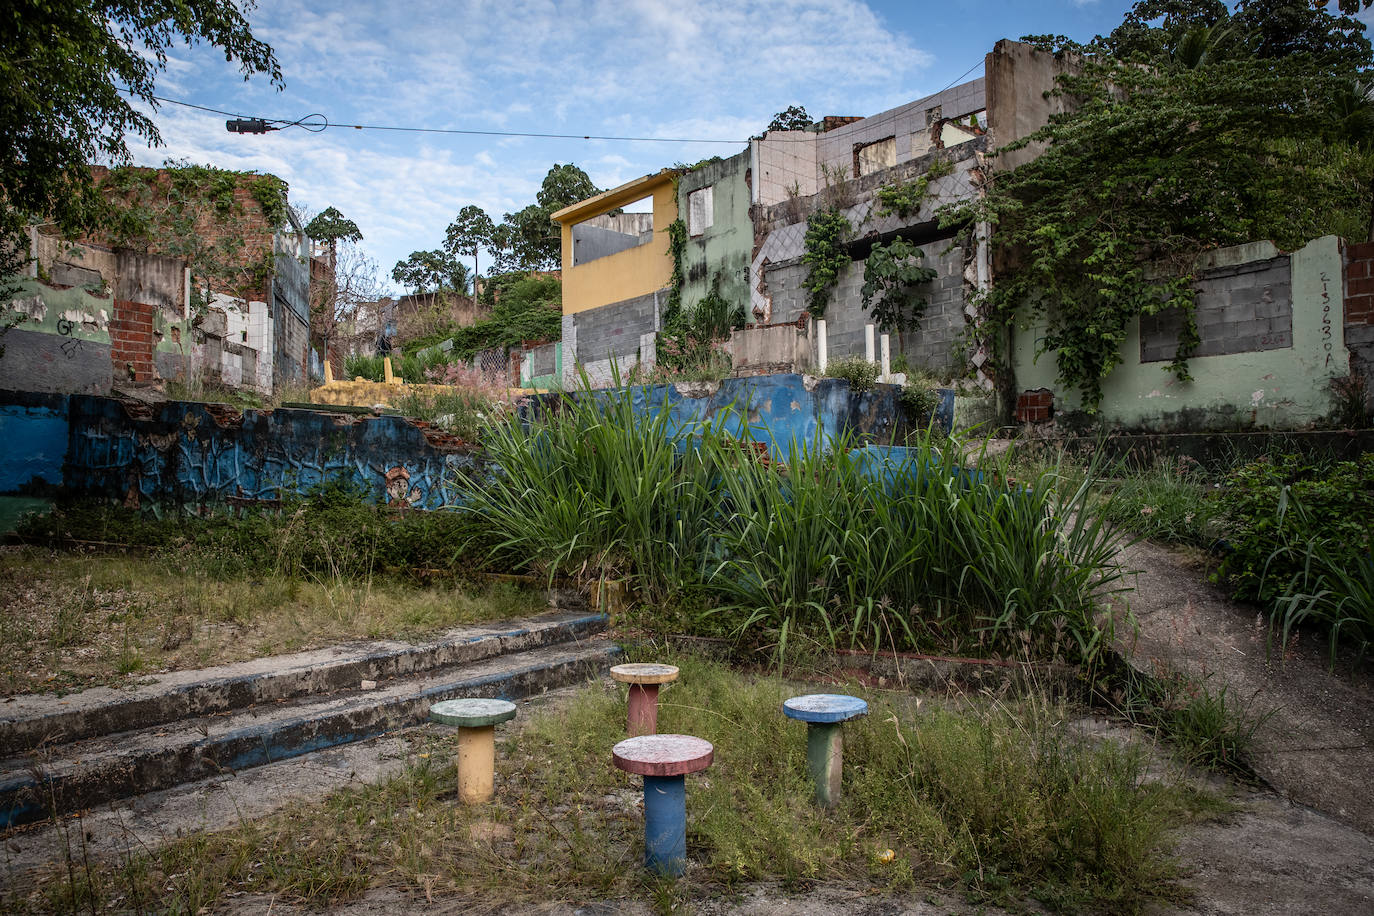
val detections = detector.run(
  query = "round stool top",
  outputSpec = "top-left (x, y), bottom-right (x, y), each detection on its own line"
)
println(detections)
top-left (429, 698), bottom-right (517, 728)
top-left (612, 734), bottom-right (714, 777)
top-left (610, 663), bottom-right (680, 685)
top-left (782, 694), bottom-right (868, 724)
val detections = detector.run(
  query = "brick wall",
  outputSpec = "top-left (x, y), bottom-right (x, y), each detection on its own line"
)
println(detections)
top-left (568, 290), bottom-right (662, 364)
top-left (1346, 241), bottom-right (1374, 324)
top-left (1344, 240), bottom-right (1374, 397)
top-left (110, 300), bottom-right (157, 382)
top-left (89, 166), bottom-right (281, 304)
top-left (1015, 388), bottom-right (1053, 423)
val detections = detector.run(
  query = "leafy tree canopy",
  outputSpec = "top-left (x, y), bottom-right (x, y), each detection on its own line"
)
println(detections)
top-left (967, 0), bottom-right (1374, 411)
top-left (391, 249), bottom-right (471, 295)
top-left (409, 271), bottom-right (562, 360)
top-left (443, 205), bottom-right (495, 260)
top-left (767, 105), bottom-right (813, 132)
top-left (0, 1), bottom-right (280, 280)
top-left (305, 207), bottom-right (363, 248)
top-left (489, 163), bottom-right (601, 272)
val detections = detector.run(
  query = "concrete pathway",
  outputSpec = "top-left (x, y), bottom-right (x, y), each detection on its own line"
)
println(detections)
top-left (1114, 538), bottom-right (1374, 834)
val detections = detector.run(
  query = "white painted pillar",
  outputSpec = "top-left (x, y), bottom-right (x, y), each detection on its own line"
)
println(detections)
top-left (880, 334), bottom-right (891, 379)
top-left (816, 319), bottom-right (828, 374)
top-left (864, 324), bottom-right (876, 363)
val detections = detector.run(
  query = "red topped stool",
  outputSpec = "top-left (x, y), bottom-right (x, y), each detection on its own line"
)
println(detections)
top-left (609, 663), bottom-right (679, 736)
top-left (612, 733), bottom-right (713, 876)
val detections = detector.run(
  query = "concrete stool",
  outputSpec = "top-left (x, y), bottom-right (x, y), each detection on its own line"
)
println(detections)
top-left (429, 698), bottom-right (517, 804)
top-left (612, 734), bottom-right (714, 876)
top-left (782, 694), bottom-right (868, 807)
top-left (609, 663), bottom-right (679, 736)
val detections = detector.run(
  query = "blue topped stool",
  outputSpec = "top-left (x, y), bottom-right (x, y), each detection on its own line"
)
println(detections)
top-left (782, 694), bottom-right (868, 807)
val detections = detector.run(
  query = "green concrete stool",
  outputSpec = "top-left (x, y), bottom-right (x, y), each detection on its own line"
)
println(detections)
top-left (782, 694), bottom-right (868, 807)
top-left (429, 698), bottom-right (517, 804)
top-left (610, 663), bottom-right (679, 736)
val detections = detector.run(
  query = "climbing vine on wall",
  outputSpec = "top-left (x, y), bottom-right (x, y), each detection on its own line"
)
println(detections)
top-left (875, 158), bottom-right (954, 219)
top-left (860, 238), bottom-right (938, 333)
top-left (97, 160), bottom-right (289, 310)
top-left (663, 217), bottom-right (687, 325)
top-left (801, 208), bottom-right (851, 317)
top-left (941, 41), bottom-right (1369, 411)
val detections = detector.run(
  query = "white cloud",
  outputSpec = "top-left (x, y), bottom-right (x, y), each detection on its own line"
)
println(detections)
top-left (125, 0), bottom-right (945, 284)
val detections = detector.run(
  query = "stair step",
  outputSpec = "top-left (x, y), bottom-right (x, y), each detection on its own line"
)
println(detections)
top-left (0, 611), bottom-right (607, 755)
top-left (0, 639), bottom-right (620, 828)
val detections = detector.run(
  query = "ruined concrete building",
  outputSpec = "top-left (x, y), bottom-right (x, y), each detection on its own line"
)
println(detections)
top-left (0, 165), bottom-right (312, 396)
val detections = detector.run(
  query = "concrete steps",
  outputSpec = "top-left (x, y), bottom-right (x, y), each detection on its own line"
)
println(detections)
top-left (0, 612), bottom-right (617, 828)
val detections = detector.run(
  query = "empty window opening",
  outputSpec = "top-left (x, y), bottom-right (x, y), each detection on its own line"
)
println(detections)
top-left (687, 186), bottom-right (714, 237)
top-left (571, 196), bottom-right (655, 266)
top-left (854, 136), bottom-right (896, 178)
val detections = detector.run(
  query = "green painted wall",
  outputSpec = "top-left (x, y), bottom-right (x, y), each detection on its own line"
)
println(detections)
top-left (1011, 236), bottom-right (1348, 431)
top-left (677, 150), bottom-right (752, 316)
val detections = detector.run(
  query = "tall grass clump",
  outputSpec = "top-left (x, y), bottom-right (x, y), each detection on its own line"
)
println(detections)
top-left (461, 371), bottom-right (734, 604)
top-left (461, 374), bottom-right (1128, 666)
top-left (709, 438), bottom-right (1128, 663)
top-left (1096, 456), bottom-right (1222, 547)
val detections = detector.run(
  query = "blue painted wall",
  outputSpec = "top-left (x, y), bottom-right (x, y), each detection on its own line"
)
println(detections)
top-left (0, 392), bottom-right (69, 493)
top-left (0, 375), bottom-right (936, 521)
top-left (0, 390), bottom-right (485, 516)
top-left (538, 374), bottom-right (949, 462)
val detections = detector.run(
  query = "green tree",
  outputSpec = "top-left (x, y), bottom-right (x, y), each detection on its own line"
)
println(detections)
top-left (0, 1), bottom-right (280, 283)
top-left (766, 105), bottom-right (813, 132)
top-left (490, 164), bottom-right (601, 272)
top-left (305, 206), bottom-right (363, 261)
top-left (443, 205), bottom-right (495, 280)
top-left (304, 206), bottom-right (372, 359)
top-left (391, 250), bottom-right (471, 295)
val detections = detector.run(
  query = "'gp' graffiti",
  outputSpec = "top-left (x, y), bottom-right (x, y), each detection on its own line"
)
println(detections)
top-left (56, 316), bottom-right (84, 359)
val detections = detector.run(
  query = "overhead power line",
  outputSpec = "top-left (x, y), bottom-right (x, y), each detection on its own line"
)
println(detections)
top-left (122, 89), bottom-right (748, 144)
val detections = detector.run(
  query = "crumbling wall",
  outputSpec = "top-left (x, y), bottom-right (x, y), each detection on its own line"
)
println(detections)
top-left (0, 393), bottom-right (486, 512)
top-left (1010, 236), bottom-right (1350, 431)
top-left (984, 39), bottom-right (1083, 172)
top-left (750, 141), bottom-right (984, 374)
top-left (678, 151), bottom-right (753, 317)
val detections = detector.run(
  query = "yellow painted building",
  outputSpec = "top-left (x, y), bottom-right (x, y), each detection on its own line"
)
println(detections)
top-left (551, 170), bottom-right (680, 316)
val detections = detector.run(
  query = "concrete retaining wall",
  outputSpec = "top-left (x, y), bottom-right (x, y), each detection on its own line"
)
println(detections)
top-left (0, 391), bottom-right (485, 526)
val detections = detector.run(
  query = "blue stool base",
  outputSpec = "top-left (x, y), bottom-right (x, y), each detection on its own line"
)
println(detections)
top-left (642, 774), bottom-right (687, 876)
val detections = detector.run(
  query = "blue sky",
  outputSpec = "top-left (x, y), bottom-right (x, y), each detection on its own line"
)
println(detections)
top-left (123, 0), bottom-right (1368, 291)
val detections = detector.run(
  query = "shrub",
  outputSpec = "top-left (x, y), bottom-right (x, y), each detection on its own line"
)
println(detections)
top-left (1214, 453), bottom-right (1374, 606)
top-left (825, 356), bottom-right (879, 391)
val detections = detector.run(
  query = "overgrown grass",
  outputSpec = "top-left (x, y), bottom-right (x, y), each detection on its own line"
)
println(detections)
top-left (1106, 666), bottom-right (1272, 777)
top-left (4, 484), bottom-right (543, 692)
top-left (0, 547), bottom-right (548, 695)
top-left (15, 656), bottom-right (1219, 914)
top-left (463, 381), bottom-right (1128, 667)
top-left (16, 481), bottom-right (497, 581)
top-left (1095, 458), bottom-right (1223, 548)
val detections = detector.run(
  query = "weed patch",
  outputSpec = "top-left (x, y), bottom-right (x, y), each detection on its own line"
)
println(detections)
top-left (466, 384), bottom-right (1128, 668)
top-left (0, 547), bottom-right (548, 694)
top-left (13, 657), bottom-right (1215, 914)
